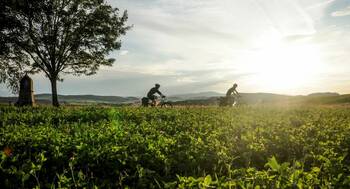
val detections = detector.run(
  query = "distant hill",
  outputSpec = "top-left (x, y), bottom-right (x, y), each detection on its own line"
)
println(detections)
top-left (1, 92), bottom-right (350, 106)
top-left (0, 94), bottom-right (139, 105)
top-left (301, 94), bottom-right (350, 105)
top-left (172, 93), bottom-right (292, 106)
top-left (36, 94), bottom-right (139, 104)
top-left (168, 91), bottom-right (223, 101)
top-left (172, 92), bottom-right (350, 106)
top-left (308, 92), bottom-right (340, 97)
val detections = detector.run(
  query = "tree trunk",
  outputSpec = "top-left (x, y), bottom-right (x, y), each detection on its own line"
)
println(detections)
top-left (50, 78), bottom-right (59, 107)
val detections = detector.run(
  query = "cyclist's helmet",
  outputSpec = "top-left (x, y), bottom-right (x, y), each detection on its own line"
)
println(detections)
top-left (155, 83), bottom-right (160, 88)
top-left (233, 83), bottom-right (238, 87)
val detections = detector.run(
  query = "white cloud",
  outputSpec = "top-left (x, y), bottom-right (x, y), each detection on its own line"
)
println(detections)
top-left (119, 50), bottom-right (129, 56)
top-left (2, 0), bottom-right (349, 96)
top-left (66, 1), bottom-right (350, 94)
top-left (331, 6), bottom-right (350, 17)
top-left (306, 0), bottom-right (336, 10)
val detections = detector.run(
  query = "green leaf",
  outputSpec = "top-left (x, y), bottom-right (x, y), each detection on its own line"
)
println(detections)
top-left (266, 156), bottom-right (280, 171)
top-left (203, 175), bottom-right (212, 186)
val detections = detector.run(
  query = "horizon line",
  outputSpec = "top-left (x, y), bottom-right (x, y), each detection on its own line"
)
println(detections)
top-left (0, 91), bottom-right (344, 98)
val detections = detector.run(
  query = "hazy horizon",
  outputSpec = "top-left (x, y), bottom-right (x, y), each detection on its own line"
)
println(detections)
top-left (1, 0), bottom-right (350, 97)
top-left (0, 90), bottom-right (345, 98)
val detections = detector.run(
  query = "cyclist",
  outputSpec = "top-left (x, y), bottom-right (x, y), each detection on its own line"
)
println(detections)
top-left (226, 83), bottom-right (240, 106)
top-left (147, 83), bottom-right (165, 106)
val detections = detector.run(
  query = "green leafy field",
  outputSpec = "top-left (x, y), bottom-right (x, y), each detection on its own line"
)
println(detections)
top-left (1, 105), bottom-right (350, 188)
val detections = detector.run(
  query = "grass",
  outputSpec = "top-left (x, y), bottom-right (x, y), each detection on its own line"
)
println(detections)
top-left (1, 105), bottom-right (350, 188)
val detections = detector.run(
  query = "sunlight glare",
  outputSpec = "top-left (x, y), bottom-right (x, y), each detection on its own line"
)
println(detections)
top-left (238, 38), bottom-right (324, 93)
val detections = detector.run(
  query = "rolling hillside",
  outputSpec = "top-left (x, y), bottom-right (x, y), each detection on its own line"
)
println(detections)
top-left (0, 94), bottom-right (139, 105)
top-left (1, 92), bottom-right (349, 106)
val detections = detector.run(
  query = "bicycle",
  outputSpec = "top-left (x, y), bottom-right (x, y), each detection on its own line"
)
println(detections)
top-left (218, 95), bottom-right (240, 107)
top-left (141, 96), bottom-right (173, 107)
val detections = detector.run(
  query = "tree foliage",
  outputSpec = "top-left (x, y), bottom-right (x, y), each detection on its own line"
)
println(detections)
top-left (0, 0), bottom-right (130, 105)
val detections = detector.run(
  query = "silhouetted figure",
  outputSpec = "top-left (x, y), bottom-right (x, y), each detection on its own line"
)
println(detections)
top-left (147, 84), bottom-right (164, 106)
top-left (225, 83), bottom-right (240, 106)
top-left (16, 74), bottom-right (35, 106)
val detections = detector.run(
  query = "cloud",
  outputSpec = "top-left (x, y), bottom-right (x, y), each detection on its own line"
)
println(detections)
top-left (57, 1), bottom-right (350, 95)
top-left (119, 50), bottom-right (129, 56)
top-left (331, 6), bottom-right (350, 17)
top-left (306, 0), bottom-right (336, 10)
top-left (2, 0), bottom-right (349, 96)
top-left (110, 0), bottom-right (322, 76)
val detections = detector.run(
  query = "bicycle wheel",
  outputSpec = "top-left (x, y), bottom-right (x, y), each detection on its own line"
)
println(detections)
top-left (161, 102), bottom-right (173, 108)
top-left (141, 97), bottom-right (149, 107)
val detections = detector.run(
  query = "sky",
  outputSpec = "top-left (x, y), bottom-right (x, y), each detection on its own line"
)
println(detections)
top-left (1, 0), bottom-right (350, 96)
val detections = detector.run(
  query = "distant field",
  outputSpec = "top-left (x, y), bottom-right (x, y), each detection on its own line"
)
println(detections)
top-left (2, 92), bottom-right (350, 106)
top-left (1, 105), bottom-right (350, 188)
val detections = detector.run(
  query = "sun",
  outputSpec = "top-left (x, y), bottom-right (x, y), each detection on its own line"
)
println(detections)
top-left (239, 39), bottom-right (324, 93)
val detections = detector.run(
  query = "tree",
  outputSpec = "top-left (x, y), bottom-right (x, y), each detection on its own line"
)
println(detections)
top-left (0, 0), bottom-right (130, 106)
top-left (0, 0), bottom-right (31, 94)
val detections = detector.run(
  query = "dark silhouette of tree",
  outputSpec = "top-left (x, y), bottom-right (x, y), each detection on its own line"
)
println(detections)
top-left (0, 0), bottom-right (130, 106)
top-left (0, 0), bottom-right (32, 94)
